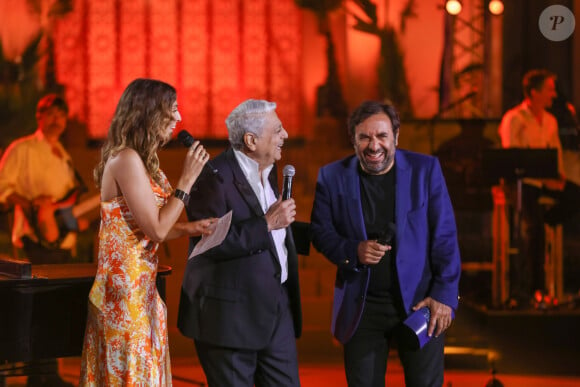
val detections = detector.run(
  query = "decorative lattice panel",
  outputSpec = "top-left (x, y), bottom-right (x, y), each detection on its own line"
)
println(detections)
top-left (53, 0), bottom-right (302, 140)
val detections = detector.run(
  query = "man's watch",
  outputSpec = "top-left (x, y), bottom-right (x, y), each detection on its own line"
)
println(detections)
top-left (174, 189), bottom-right (190, 205)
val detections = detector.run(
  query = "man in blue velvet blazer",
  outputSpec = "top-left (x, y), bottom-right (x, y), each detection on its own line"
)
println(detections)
top-left (178, 100), bottom-right (302, 387)
top-left (311, 101), bottom-right (461, 387)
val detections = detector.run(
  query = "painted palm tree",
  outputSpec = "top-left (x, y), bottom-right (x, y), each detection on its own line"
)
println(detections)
top-left (295, 0), bottom-right (349, 121)
top-left (296, 0), bottom-right (416, 118)
top-left (349, 0), bottom-right (416, 117)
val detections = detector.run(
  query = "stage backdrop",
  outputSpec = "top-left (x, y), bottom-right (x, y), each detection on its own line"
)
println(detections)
top-left (53, 0), bottom-right (303, 140)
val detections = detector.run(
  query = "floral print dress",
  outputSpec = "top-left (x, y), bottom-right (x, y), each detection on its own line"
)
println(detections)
top-left (80, 172), bottom-right (172, 386)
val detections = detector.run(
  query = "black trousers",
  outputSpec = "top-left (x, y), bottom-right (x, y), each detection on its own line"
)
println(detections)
top-left (344, 299), bottom-right (445, 387)
top-left (194, 286), bottom-right (300, 387)
top-left (509, 184), bottom-right (545, 303)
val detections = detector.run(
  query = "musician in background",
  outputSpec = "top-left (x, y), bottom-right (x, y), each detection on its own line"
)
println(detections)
top-left (499, 69), bottom-right (565, 180)
top-left (498, 69), bottom-right (565, 308)
top-left (0, 93), bottom-right (91, 265)
top-left (0, 94), bottom-right (79, 387)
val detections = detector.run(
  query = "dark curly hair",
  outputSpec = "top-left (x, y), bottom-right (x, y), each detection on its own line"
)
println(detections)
top-left (347, 100), bottom-right (400, 143)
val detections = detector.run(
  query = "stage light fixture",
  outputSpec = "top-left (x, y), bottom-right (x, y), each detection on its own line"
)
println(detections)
top-left (488, 0), bottom-right (504, 15)
top-left (445, 0), bottom-right (462, 16)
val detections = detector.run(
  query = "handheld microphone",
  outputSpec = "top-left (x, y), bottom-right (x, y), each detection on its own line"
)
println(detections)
top-left (282, 165), bottom-right (295, 200)
top-left (377, 222), bottom-right (396, 245)
top-left (177, 130), bottom-right (222, 182)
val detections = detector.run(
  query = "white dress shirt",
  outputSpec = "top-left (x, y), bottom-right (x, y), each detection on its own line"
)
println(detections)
top-left (498, 102), bottom-right (565, 179)
top-left (0, 130), bottom-right (77, 247)
top-left (233, 149), bottom-right (288, 283)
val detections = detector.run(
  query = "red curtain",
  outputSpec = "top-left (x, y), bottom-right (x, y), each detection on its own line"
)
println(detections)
top-left (53, 0), bottom-right (303, 140)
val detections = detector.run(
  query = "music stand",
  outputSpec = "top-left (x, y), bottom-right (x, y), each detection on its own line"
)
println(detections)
top-left (482, 148), bottom-right (558, 182)
top-left (483, 148), bottom-right (558, 237)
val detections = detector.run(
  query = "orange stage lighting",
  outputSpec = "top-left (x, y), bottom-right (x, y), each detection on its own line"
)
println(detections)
top-left (488, 0), bottom-right (504, 16)
top-left (445, 0), bottom-right (462, 16)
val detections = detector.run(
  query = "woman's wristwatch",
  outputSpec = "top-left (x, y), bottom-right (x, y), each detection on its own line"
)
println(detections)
top-left (174, 189), bottom-right (190, 205)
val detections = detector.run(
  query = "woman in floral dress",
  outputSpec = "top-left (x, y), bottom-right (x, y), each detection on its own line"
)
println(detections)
top-left (80, 78), bottom-right (215, 386)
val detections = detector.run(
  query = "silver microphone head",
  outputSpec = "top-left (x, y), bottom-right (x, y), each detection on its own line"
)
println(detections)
top-left (283, 164), bottom-right (296, 177)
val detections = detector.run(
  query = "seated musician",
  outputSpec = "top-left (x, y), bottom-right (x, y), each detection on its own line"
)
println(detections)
top-left (0, 93), bottom-right (93, 265)
top-left (0, 94), bottom-right (93, 264)
top-left (0, 94), bottom-right (88, 387)
top-left (498, 69), bottom-right (566, 308)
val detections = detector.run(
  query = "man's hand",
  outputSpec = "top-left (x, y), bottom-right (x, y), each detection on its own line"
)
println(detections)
top-left (78, 217), bottom-right (90, 232)
top-left (357, 240), bottom-right (391, 265)
top-left (412, 297), bottom-right (453, 337)
top-left (33, 196), bottom-right (59, 243)
top-left (265, 197), bottom-right (296, 231)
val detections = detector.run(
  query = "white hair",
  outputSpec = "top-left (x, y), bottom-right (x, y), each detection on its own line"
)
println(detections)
top-left (226, 99), bottom-right (277, 150)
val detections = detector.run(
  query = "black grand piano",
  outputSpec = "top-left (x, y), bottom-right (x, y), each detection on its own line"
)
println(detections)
top-left (0, 257), bottom-right (170, 383)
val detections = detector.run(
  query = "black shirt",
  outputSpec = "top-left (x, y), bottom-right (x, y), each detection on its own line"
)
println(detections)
top-left (359, 165), bottom-right (397, 301)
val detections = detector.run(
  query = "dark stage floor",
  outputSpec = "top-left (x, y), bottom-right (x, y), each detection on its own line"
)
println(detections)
top-left (3, 355), bottom-right (580, 387)
top-left (3, 300), bottom-right (580, 387)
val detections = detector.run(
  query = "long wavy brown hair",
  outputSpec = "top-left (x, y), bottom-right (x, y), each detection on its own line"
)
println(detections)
top-left (94, 78), bottom-right (176, 188)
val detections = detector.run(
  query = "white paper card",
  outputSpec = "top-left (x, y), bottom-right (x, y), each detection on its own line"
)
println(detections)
top-left (188, 210), bottom-right (232, 259)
